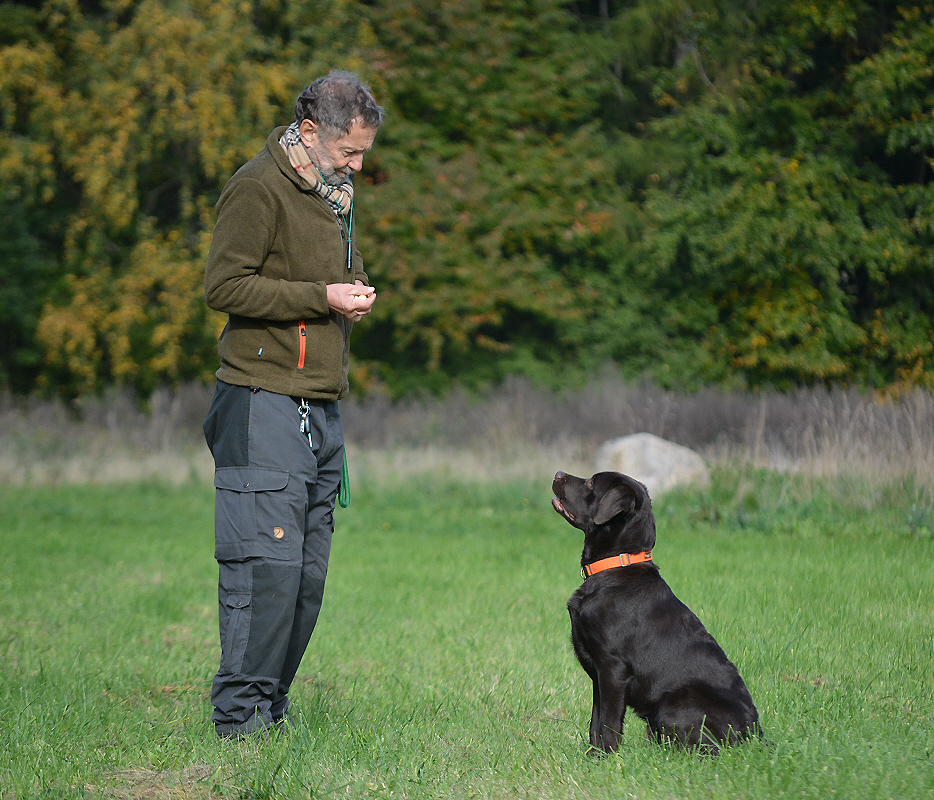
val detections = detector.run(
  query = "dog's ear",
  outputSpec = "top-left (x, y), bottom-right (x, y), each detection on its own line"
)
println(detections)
top-left (593, 481), bottom-right (638, 525)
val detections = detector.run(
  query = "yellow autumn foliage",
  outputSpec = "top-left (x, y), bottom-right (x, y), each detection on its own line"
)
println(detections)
top-left (10, 0), bottom-right (317, 393)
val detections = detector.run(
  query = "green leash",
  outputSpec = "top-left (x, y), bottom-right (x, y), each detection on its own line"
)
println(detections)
top-left (338, 448), bottom-right (350, 508)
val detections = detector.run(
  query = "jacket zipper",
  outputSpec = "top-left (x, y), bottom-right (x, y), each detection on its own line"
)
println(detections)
top-left (296, 216), bottom-right (343, 371)
top-left (298, 320), bottom-right (306, 369)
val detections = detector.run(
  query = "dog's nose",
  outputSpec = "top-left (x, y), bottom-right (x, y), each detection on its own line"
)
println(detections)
top-left (554, 471), bottom-right (566, 481)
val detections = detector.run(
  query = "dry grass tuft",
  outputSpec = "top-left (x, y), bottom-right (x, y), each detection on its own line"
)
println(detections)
top-left (92, 764), bottom-right (221, 800)
top-left (2, 378), bottom-right (932, 493)
top-left (343, 377), bottom-right (934, 492)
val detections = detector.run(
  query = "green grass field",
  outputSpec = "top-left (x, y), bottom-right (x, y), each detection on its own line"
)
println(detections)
top-left (1, 471), bottom-right (931, 799)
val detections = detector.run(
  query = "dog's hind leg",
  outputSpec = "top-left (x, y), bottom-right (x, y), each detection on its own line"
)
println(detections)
top-left (651, 696), bottom-right (725, 755)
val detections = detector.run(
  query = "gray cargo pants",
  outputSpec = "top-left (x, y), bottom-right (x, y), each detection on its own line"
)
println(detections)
top-left (203, 381), bottom-right (343, 736)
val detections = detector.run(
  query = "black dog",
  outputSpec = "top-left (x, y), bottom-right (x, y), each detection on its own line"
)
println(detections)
top-left (552, 471), bottom-right (761, 754)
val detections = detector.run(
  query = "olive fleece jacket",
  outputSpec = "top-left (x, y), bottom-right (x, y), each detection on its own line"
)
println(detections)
top-left (204, 126), bottom-right (368, 400)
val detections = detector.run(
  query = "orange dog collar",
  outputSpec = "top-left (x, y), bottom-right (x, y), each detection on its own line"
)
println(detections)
top-left (583, 550), bottom-right (653, 578)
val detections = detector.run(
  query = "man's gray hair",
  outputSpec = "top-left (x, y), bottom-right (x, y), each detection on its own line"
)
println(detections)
top-left (294, 70), bottom-right (384, 140)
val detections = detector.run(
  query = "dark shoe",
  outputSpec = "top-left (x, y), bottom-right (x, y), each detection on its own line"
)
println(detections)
top-left (215, 711), bottom-right (271, 739)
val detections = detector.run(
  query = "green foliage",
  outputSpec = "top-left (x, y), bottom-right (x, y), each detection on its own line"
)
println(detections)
top-left (353, 0), bottom-right (631, 395)
top-left (604, 0), bottom-right (934, 390)
top-left (0, 0), bottom-right (933, 396)
top-left (0, 195), bottom-right (59, 391)
top-left (1, 0), bottom-right (301, 395)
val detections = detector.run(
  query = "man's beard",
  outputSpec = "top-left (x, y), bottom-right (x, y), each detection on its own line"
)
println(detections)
top-left (320, 165), bottom-right (352, 187)
top-left (304, 139), bottom-right (353, 187)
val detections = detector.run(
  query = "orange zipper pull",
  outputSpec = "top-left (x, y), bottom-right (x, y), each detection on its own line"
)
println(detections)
top-left (298, 320), bottom-right (306, 369)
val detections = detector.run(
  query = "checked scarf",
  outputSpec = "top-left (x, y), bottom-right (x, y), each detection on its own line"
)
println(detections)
top-left (279, 122), bottom-right (354, 217)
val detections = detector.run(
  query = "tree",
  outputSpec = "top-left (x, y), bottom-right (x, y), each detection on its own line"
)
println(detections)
top-left (353, 0), bottom-right (634, 394)
top-left (594, 0), bottom-right (934, 390)
top-left (1, 0), bottom-right (304, 395)
top-left (1, 0), bottom-right (932, 398)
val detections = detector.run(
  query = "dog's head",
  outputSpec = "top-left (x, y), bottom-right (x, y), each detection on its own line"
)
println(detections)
top-left (552, 471), bottom-right (656, 563)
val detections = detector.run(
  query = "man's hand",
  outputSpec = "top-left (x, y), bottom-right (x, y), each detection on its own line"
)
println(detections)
top-left (327, 281), bottom-right (376, 320)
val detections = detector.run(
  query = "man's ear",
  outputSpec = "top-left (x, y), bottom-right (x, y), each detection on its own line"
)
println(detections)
top-left (299, 118), bottom-right (318, 147)
top-left (593, 482), bottom-right (637, 525)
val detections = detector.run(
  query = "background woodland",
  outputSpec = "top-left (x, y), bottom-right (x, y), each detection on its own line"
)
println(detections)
top-left (2, 0), bottom-right (933, 399)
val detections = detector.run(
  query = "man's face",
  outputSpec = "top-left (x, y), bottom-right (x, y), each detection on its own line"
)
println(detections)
top-left (300, 118), bottom-right (377, 187)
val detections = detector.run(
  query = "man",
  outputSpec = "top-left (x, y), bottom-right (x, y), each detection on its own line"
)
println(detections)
top-left (202, 71), bottom-right (384, 737)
